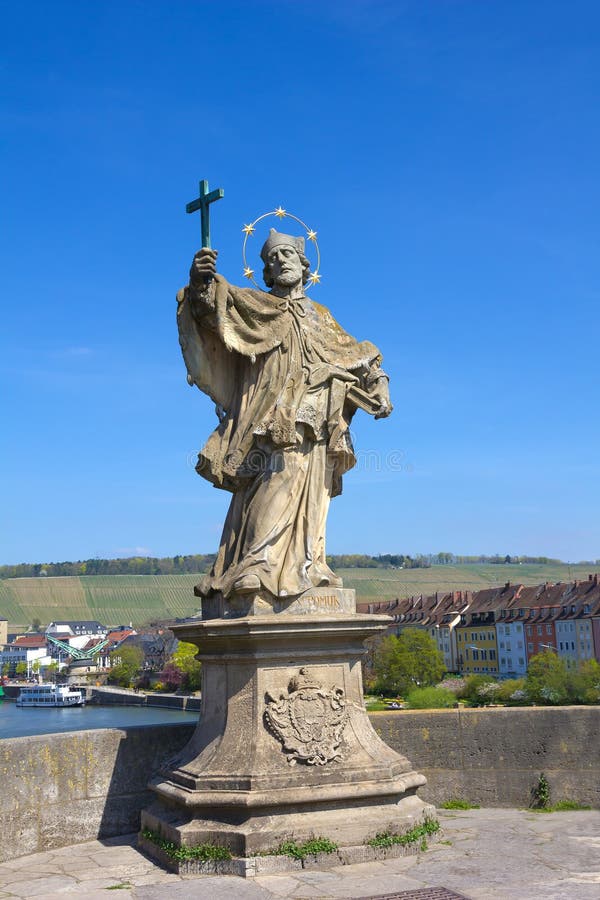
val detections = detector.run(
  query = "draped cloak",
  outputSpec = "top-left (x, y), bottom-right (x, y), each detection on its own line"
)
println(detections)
top-left (177, 275), bottom-right (387, 599)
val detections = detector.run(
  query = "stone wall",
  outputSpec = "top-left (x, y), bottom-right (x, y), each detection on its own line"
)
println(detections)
top-left (0, 706), bottom-right (598, 862)
top-left (0, 723), bottom-right (195, 863)
top-left (372, 706), bottom-right (600, 809)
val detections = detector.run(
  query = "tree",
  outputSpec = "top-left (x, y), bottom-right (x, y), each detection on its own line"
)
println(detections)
top-left (170, 641), bottom-right (202, 691)
top-left (373, 629), bottom-right (445, 695)
top-left (568, 659), bottom-right (600, 704)
top-left (44, 661), bottom-right (59, 680)
top-left (31, 618), bottom-right (42, 633)
top-left (525, 650), bottom-right (569, 704)
top-left (108, 644), bottom-right (143, 688)
top-left (15, 661), bottom-right (27, 679)
top-left (159, 662), bottom-right (185, 691)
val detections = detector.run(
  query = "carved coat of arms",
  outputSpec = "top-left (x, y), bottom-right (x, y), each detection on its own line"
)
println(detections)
top-left (264, 668), bottom-right (348, 766)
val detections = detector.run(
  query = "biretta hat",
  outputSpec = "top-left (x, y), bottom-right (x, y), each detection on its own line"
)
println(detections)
top-left (260, 228), bottom-right (305, 263)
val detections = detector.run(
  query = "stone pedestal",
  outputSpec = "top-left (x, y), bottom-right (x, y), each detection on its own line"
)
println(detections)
top-left (141, 589), bottom-right (433, 858)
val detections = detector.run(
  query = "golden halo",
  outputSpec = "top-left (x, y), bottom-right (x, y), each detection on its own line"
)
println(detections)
top-left (241, 208), bottom-right (321, 290)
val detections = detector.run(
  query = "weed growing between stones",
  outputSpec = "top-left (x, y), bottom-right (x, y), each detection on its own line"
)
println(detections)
top-left (141, 828), bottom-right (232, 861)
top-left (440, 799), bottom-right (481, 810)
top-left (531, 772), bottom-right (551, 809)
top-left (265, 837), bottom-right (339, 859)
top-left (366, 816), bottom-right (440, 850)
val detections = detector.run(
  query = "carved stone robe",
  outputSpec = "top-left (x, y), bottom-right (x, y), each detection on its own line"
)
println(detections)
top-left (177, 275), bottom-right (388, 600)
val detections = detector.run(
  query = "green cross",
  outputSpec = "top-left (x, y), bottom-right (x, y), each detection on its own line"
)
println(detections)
top-left (185, 179), bottom-right (224, 248)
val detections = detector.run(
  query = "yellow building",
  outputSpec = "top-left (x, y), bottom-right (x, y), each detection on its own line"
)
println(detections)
top-left (456, 620), bottom-right (499, 675)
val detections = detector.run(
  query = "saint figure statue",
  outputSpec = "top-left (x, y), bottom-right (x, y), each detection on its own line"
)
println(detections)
top-left (177, 229), bottom-right (391, 607)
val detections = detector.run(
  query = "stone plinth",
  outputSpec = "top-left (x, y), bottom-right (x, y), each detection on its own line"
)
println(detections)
top-left (141, 591), bottom-right (433, 859)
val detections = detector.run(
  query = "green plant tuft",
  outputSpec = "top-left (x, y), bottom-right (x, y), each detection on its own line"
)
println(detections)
top-left (141, 828), bottom-right (232, 862)
top-left (440, 799), bottom-right (480, 810)
top-left (531, 772), bottom-right (551, 809)
top-left (366, 816), bottom-right (440, 849)
top-left (267, 837), bottom-right (339, 860)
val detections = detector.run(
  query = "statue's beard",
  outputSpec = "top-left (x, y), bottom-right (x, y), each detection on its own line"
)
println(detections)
top-left (274, 271), bottom-right (301, 287)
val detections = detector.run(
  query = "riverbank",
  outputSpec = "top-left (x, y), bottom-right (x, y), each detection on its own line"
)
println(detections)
top-left (1, 682), bottom-right (201, 711)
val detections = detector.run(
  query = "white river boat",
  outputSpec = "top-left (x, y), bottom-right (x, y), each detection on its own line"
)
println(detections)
top-left (16, 684), bottom-right (86, 708)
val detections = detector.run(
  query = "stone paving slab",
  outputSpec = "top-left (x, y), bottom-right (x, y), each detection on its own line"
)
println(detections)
top-left (0, 809), bottom-right (599, 899)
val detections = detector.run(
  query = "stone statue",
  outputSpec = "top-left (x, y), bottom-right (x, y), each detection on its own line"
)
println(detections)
top-left (177, 229), bottom-right (392, 608)
top-left (140, 198), bottom-right (431, 865)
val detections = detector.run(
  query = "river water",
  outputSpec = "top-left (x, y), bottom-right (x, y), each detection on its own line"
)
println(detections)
top-left (0, 699), bottom-right (198, 739)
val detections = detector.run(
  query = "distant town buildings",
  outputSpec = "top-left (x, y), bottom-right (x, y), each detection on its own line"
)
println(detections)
top-left (359, 574), bottom-right (600, 676)
top-left (0, 621), bottom-right (141, 678)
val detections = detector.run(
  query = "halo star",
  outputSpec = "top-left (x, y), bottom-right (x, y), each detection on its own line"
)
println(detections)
top-left (242, 224), bottom-right (255, 235)
top-left (274, 206), bottom-right (286, 219)
top-left (309, 271), bottom-right (322, 285)
top-left (307, 229), bottom-right (318, 242)
top-left (243, 266), bottom-right (254, 279)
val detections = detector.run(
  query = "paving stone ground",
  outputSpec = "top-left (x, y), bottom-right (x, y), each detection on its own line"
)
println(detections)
top-left (0, 809), bottom-right (599, 899)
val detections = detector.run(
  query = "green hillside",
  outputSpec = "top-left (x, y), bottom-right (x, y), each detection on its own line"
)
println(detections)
top-left (0, 575), bottom-right (201, 629)
top-left (1, 563), bottom-right (597, 629)
top-left (340, 562), bottom-right (596, 605)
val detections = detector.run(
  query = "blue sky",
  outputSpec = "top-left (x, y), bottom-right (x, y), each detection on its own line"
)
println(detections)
top-left (2, 0), bottom-right (599, 565)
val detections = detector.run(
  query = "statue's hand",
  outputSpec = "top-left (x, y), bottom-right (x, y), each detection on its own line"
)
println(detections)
top-left (190, 248), bottom-right (218, 286)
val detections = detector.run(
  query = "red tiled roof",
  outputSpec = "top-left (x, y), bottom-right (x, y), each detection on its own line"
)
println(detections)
top-left (13, 634), bottom-right (47, 648)
top-left (106, 629), bottom-right (136, 644)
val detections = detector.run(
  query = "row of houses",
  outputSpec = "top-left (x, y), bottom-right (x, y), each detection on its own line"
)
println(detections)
top-left (0, 620), bottom-right (137, 677)
top-left (359, 574), bottom-right (600, 678)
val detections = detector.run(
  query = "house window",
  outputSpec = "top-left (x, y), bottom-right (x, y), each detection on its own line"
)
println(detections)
top-left (537, 626), bottom-right (542, 635)
top-left (546, 625), bottom-right (552, 635)
top-left (518, 657), bottom-right (525, 666)
top-left (526, 626), bottom-right (532, 636)
top-left (527, 643), bottom-right (533, 652)
top-left (490, 649), bottom-right (496, 660)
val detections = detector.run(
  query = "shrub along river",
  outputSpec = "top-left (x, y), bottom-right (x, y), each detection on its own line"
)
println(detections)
top-left (0, 698), bottom-right (198, 739)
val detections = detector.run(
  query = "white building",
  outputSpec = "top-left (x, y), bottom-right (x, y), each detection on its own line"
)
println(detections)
top-left (496, 620), bottom-right (527, 677)
top-left (555, 619), bottom-right (577, 663)
top-left (0, 645), bottom-right (50, 677)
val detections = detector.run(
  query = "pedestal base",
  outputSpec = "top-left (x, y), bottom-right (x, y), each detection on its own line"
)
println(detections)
top-left (140, 594), bottom-right (433, 861)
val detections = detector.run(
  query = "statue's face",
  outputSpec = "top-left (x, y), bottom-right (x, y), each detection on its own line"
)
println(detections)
top-left (266, 245), bottom-right (303, 287)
